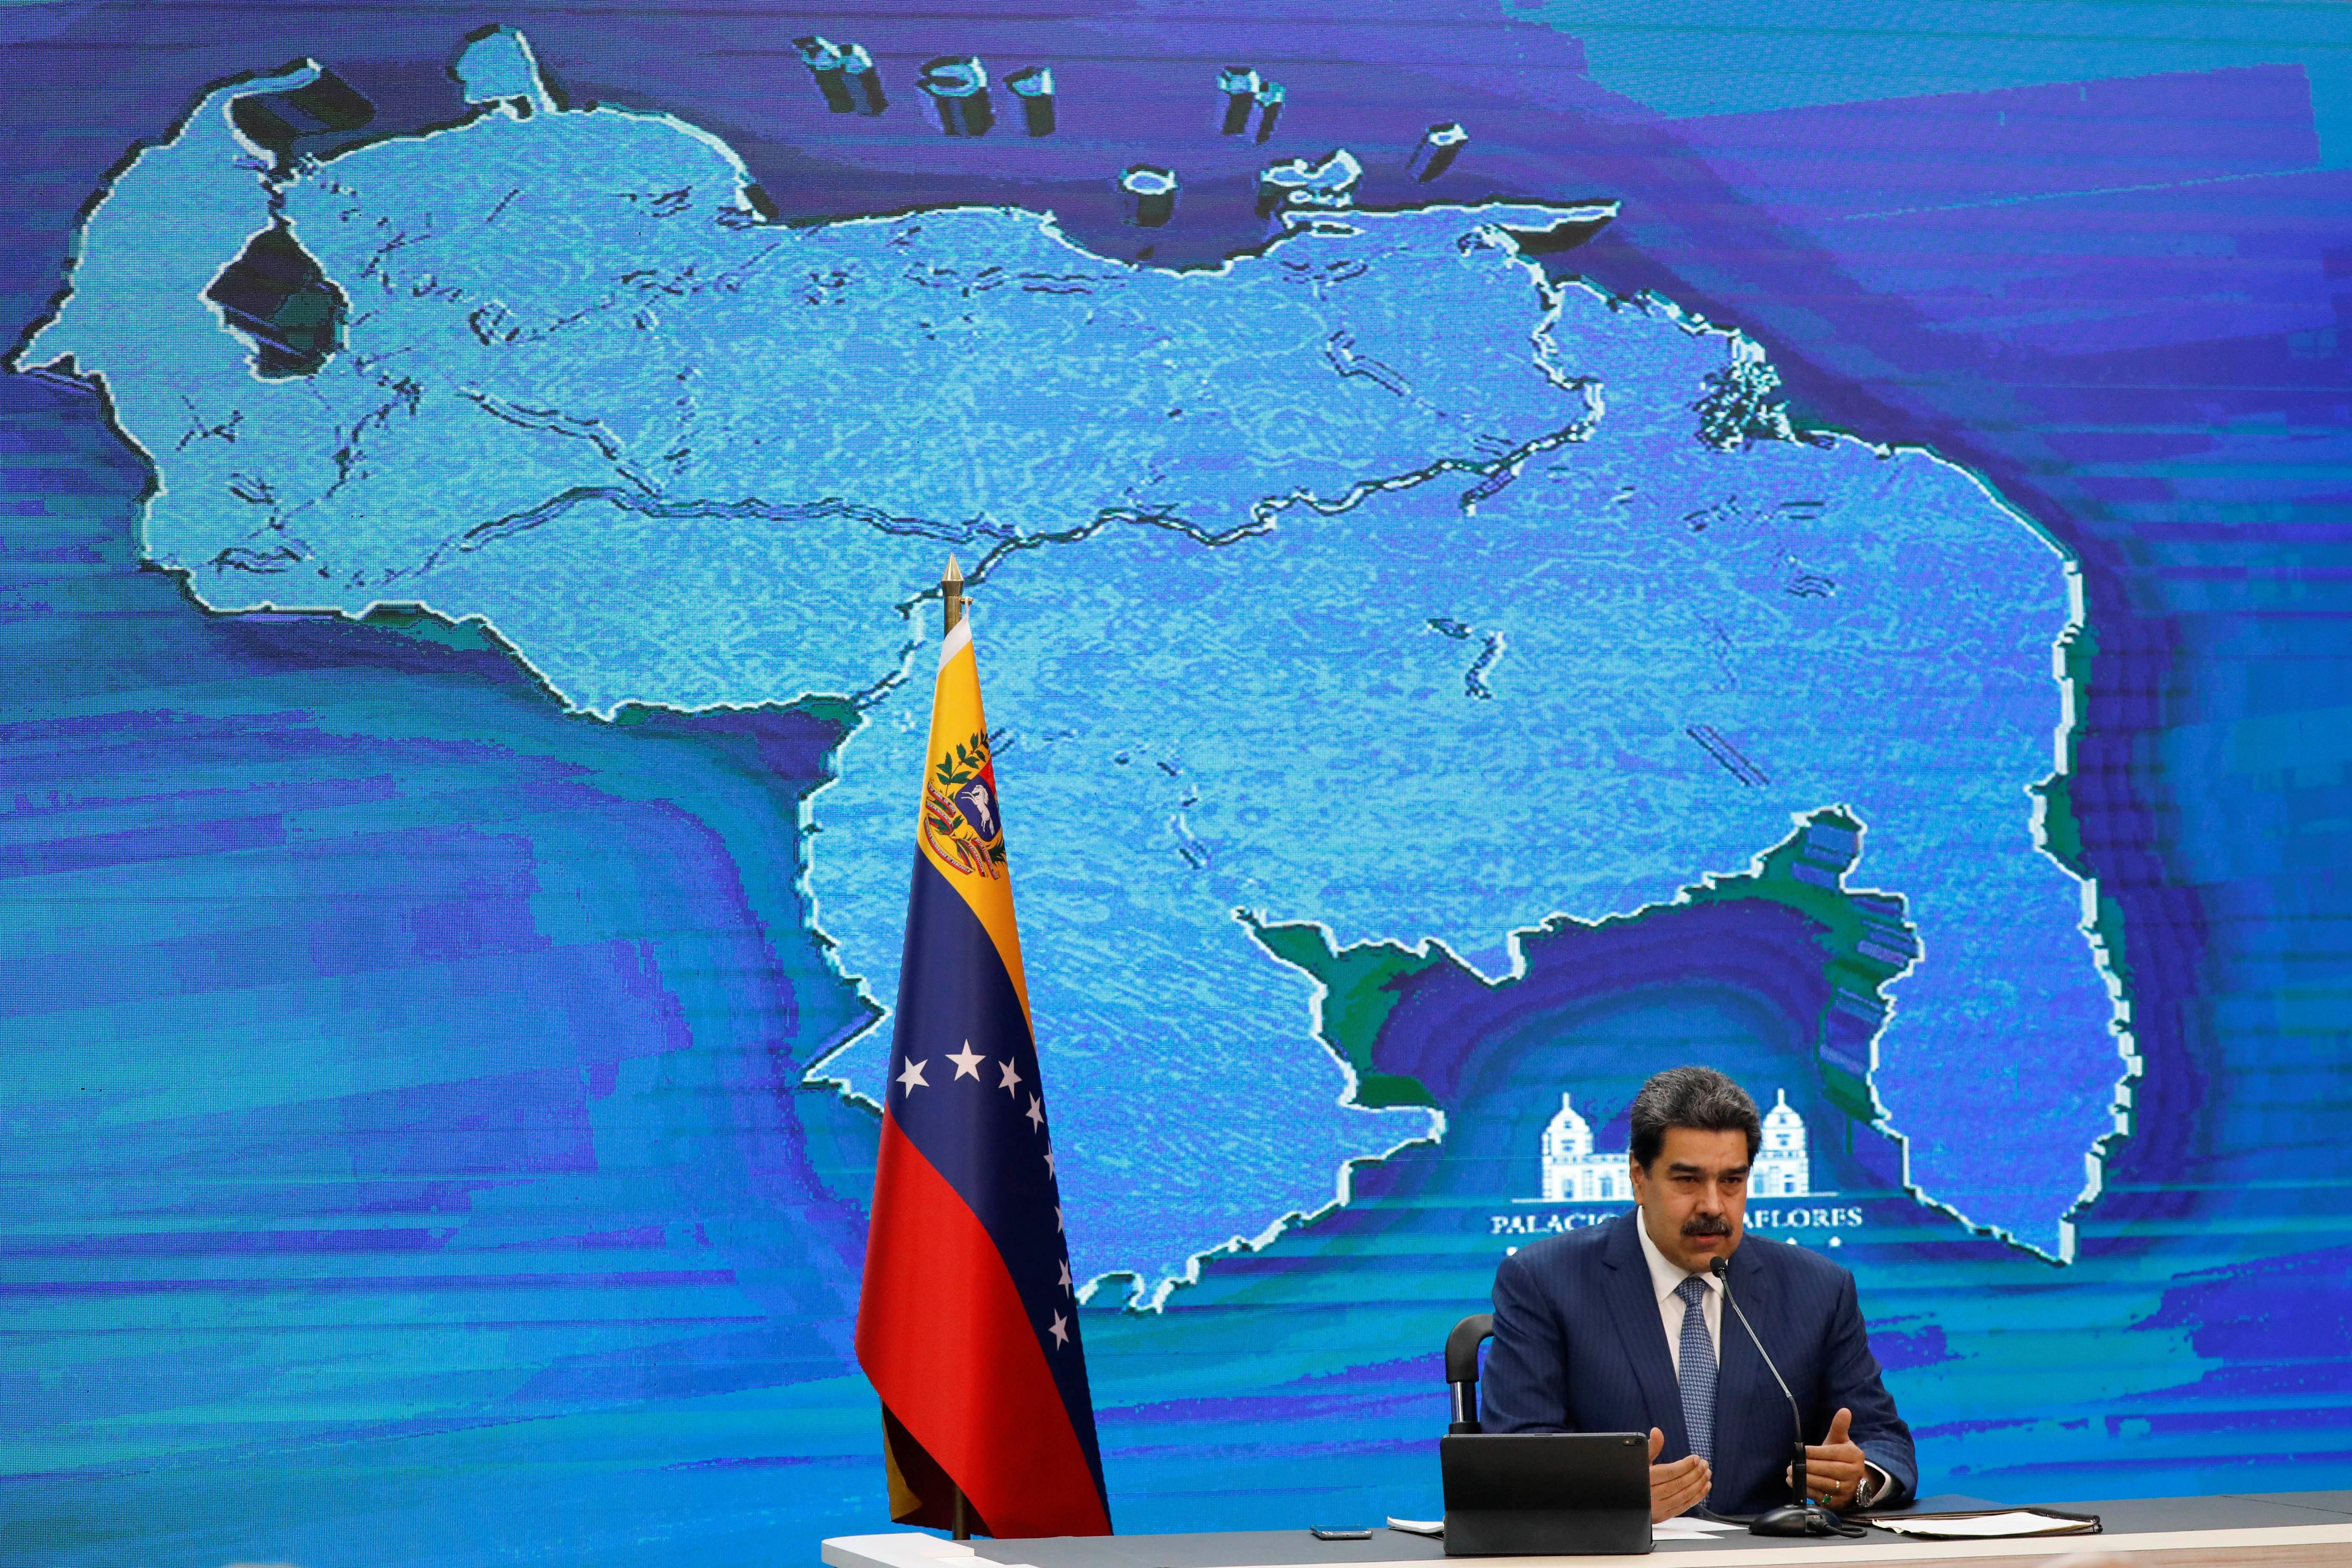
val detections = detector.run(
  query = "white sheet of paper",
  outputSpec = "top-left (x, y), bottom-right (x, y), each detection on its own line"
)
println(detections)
top-left (1653, 1518), bottom-right (1743, 1538)
top-left (1383, 1519), bottom-right (1444, 1537)
top-left (1873, 1511), bottom-right (2097, 1539)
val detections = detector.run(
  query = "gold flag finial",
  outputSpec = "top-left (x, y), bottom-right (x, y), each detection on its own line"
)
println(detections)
top-left (942, 555), bottom-right (965, 634)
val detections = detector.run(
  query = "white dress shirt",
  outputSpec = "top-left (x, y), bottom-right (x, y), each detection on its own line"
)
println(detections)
top-left (1635, 1215), bottom-right (1721, 1373)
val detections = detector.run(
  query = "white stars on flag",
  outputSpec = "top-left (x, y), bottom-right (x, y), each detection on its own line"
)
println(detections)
top-left (997, 1059), bottom-right (1022, 1095)
top-left (1025, 1094), bottom-right (1045, 1132)
top-left (1048, 1311), bottom-right (1070, 1348)
top-left (1058, 1258), bottom-right (1073, 1295)
top-left (1044, 1145), bottom-right (1056, 1180)
top-left (947, 1041), bottom-right (985, 1081)
top-left (897, 1058), bottom-right (928, 1094)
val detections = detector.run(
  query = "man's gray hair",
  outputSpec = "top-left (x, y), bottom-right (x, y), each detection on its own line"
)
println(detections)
top-left (1628, 1066), bottom-right (1763, 1169)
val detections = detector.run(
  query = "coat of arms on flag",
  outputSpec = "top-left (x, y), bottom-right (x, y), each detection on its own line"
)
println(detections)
top-left (854, 563), bottom-right (1113, 1540)
top-left (922, 730), bottom-right (1008, 881)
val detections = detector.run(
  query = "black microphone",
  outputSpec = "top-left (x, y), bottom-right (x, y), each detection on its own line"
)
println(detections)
top-left (1709, 1256), bottom-right (1849, 1538)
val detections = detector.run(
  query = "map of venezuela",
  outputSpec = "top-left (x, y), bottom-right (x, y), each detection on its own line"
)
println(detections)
top-left (16, 46), bottom-right (2133, 1294)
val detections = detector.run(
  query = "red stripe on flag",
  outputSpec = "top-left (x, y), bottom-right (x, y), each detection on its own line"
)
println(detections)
top-left (857, 1112), bottom-right (1112, 1538)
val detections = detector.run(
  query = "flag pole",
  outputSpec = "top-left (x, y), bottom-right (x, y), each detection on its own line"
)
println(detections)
top-left (861, 543), bottom-right (1109, 1541)
top-left (942, 550), bottom-right (973, 1546)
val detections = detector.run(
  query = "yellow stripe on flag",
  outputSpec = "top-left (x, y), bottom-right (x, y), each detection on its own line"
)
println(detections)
top-left (915, 618), bottom-right (1034, 1029)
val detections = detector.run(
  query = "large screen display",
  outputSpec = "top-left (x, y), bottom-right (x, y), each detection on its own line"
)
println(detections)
top-left (4, 2), bottom-right (2348, 1562)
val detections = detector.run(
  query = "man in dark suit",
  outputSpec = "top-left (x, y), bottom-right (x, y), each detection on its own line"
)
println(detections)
top-left (1480, 1067), bottom-right (1917, 1521)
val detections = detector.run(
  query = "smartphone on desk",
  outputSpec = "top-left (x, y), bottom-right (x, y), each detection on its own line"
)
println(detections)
top-left (1309, 1527), bottom-right (1374, 1541)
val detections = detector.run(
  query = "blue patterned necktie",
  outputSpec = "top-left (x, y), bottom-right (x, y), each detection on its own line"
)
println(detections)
top-left (1675, 1275), bottom-right (1718, 1473)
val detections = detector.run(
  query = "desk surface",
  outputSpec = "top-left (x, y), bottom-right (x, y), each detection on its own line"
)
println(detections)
top-left (821, 1491), bottom-right (2352, 1568)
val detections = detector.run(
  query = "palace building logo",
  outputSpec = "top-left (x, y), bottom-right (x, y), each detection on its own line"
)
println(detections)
top-left (1537, 1093), bottom-right (1635, 1202)
top-left (1536, 1087), bottom-right (1814, 1201)
top-left (1492, 1086), bottom-right (1859, 1244)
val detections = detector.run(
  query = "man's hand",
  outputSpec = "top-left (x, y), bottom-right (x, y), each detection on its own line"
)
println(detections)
top-left (1647, 1426), bottom-right (1711, 1522)
top-left (1783, 1407), bottom-right (1869, 1511)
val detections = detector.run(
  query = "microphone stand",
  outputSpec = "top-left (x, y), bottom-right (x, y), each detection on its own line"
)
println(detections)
top-left (1709, 1256), bottom-right (1858, 1539)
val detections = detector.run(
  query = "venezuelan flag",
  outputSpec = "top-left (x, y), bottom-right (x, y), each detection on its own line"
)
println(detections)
top-left (854, 607), bottom-right (1112, 1538)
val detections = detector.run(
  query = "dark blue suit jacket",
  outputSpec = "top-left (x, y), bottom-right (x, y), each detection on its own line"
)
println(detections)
top-left (1481, 1214), bottom-right (1917, 1517)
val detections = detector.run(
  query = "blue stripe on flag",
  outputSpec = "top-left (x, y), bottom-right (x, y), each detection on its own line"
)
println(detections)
top-left (886, 853), bottom-right (1106, 1494)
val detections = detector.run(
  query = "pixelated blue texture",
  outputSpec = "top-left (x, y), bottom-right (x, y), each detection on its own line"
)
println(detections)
top-left (2, 3), bottom-right (2348, 1564)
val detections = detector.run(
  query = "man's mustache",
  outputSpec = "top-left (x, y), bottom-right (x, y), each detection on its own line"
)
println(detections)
top-left (1682, 1215), bottom-right (1731, 1237)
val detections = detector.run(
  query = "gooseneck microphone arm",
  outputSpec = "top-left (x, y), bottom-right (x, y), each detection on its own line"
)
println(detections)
top-left (1710, 1256), bottom-right (1856, 1538)
top-left (1710, 1257), bottom-right (1805, 1486)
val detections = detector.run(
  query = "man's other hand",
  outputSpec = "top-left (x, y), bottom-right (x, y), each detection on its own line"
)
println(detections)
top-left (1783, 1407), bottom-right (1869, 1511)
top-left (1647, 1426), bottom-right (1711, 1522)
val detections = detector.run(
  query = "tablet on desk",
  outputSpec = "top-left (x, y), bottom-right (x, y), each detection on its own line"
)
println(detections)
top-left (1439, 1432), bottom-right (1650, 1556)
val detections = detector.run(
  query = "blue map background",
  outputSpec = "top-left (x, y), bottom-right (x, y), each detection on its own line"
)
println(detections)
top-left (1, 2), bottom-right (2347, 1564)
